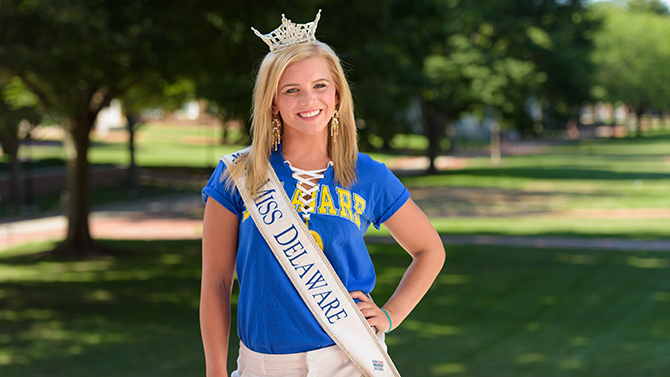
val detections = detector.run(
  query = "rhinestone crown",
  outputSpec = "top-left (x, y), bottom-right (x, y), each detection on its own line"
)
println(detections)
top-left (251, 10), bottom-right (321, 53)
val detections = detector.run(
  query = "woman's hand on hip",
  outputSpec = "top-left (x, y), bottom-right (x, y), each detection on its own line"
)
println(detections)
top-left (350, 291), bottom-right (392, 333)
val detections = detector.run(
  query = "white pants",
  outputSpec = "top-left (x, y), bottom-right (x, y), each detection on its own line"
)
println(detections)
top-left (231, 341), bottom-right (363, 377)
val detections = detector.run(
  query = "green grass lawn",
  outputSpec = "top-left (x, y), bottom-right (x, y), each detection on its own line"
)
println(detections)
top-left (397, 131), bottom-right (670, 240)
top-left (15, 124), bottom-right (242, 168)
top-left (367, 216), bottom-right (670, 240)
top-left (7, 126), bottom-right (670, 241)
top-left (1, 240), bottom-right (669, 376)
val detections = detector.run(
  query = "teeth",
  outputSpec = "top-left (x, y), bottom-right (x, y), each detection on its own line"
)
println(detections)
top-left (298, 110), bottom-right (320, 118)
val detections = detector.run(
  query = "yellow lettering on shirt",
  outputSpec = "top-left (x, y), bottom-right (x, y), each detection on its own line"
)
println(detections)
top-left (337, 187), bottom-right (353, 221)
top-left (318, 185), bottom-right (338, 215)
top-left (352, 193), bottom-right (366, 228)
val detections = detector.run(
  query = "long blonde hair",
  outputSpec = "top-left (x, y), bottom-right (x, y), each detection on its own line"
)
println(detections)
top-left (225, 41), bottom-right (358, 195)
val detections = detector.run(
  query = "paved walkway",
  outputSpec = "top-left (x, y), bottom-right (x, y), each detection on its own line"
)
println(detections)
top-left (2, 192), bottom-right (670, 252)
top-left (1, 193), bottom-right (204, 251)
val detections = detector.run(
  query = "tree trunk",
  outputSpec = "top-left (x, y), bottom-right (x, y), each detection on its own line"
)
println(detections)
top-left (381, 134), bottom-right (393, 152)
top-left (0, 133), bottom-right (21, 207)
top-left (127, 113), bottom-right (138, 193)
top-left (222, 119), bottom-right (231, 145)
top-left (420, 99), bottom-right (448, 175)
top-left (52, 111), bottom-right (108, 255)
top-left (490, 119), bottom-right (501, 166)
top-left (635, 104), bottom-right (647, 138)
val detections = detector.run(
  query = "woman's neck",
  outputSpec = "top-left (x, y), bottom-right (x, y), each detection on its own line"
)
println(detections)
top-left (281, 131), bottom-right (331, 170)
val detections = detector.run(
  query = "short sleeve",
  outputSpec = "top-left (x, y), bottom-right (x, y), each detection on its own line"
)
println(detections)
top-left (364, 158), bottom-right (410, 229)
top-left (201, 160), bottom-right (243, 219)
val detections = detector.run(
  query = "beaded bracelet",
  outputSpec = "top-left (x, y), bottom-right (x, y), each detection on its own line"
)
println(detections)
top-left (380, 307), bottom-right (392, 334)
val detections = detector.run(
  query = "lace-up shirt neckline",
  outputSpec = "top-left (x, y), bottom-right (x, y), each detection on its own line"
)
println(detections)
top-left (285, 160), bottom-right (333, 226)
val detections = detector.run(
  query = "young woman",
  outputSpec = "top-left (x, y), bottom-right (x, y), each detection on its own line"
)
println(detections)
top-left (200, 11), bottom-right (445, 377)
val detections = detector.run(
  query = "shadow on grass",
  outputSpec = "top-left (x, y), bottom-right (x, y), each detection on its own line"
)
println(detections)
top-left (0, 158), bottom-right (65, 172)
top-left (0, 240), bottom-right (233, 377)
top-left (369, 243), bottom-right (670, 376)
top-left (1, 240), bottom-right (670, 376)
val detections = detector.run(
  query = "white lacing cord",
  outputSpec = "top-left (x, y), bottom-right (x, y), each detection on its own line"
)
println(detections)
top-left (285, 161), bottom-right (332, 225)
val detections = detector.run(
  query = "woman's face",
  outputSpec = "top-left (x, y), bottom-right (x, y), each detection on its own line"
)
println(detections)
top-left (273, 56), bottom-right (339, 139)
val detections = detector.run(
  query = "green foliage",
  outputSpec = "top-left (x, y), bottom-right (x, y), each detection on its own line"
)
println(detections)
top-left (422, 0), bottom-right (596, 125)
top-left (424, 34), bottom-right (539, 115)
top-left (0, 72), bottom-right (43, 180)
top-left (193, 0), bottom-right (444, 149)
top-left (591, 4), bottom-right (670, 110)
top-left (2, 76), bottom-right (39, 110)
top-left (0, 74), bottom-right (42, 134)
top-left (613, 0), bottom-right (670, 14)
top-left (321, 0), bottom-right (440, 149)
top-left (124, 78), bottom-right (196, 116)
top-left (0, 1), bottom-right (221, 119)
top-left (0, 0), bottom-right (236, 250)
top-left (417, 0), bottom-right (597, 172)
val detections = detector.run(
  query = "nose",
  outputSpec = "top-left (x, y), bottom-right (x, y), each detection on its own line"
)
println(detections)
top-left (299, 89), bottom-right (316, 106)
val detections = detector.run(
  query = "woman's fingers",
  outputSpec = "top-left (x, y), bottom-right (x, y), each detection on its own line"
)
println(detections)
top-left (349, 291), bottom-right (391, 332)
top-left (349, 290), bottom-right (370, 302)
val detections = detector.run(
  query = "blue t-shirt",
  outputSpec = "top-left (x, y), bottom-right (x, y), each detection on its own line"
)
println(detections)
top-left (202, 148), bottom-right (410, 354)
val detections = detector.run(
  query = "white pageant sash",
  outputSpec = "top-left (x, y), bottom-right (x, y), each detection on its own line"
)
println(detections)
top-left (221, 149), bottom-right (401, 377)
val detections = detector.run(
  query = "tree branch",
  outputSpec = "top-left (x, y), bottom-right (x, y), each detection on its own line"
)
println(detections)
top-left (89, 75), bottom-right (146, 118)
top-left (0, 63), bottom-right (54, 108)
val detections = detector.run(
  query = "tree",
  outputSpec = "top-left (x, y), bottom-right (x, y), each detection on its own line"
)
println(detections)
top-left (0, 73), bottom-right (42, 209)
top-left (419, 0), bottom-right (597, 172)
top-left (421, 32), bottom-right (541, 170)
top-left (122, 77), bottom-right (196, 191)
top-left (612, 0), bottom-right (669, 14)
top-left (318, 0), bottom-right (442, 151)
top-left (0, 0), bottom-right (225, 254)
top-left (591, 2), bottom-right (670, 136)
top-left (194, 0), bottom-right (443, 151)
top-left (193, 3), bottom-right (273, 145)
top-left (0, 0), bottom-right (447, 255)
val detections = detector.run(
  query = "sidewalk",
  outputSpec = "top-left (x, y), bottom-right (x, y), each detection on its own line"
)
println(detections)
top-left (1, 192), bottom-right (205, 251)
top-left (2, 192), bottom-right (670, 252)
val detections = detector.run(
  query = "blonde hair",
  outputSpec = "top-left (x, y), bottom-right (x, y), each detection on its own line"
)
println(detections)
top-left (225, 41), bottom-right (358, 195)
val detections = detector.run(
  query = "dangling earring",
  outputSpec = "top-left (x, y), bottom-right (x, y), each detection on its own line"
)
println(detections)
top-left (272, 114), bottom-right (281, 151)
top-left (330, 109), bottom-right (340, 142)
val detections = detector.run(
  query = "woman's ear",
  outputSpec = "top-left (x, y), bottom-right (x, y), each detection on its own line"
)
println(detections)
top-left (272, 103), bottom-right (278, 114)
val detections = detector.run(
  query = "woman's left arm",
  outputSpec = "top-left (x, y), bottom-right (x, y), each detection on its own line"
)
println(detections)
top-left (353, 198), bottom-right (445, 332)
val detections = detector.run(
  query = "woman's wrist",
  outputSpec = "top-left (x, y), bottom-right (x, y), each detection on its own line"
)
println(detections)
top-left (380, 307), bottom-right (393, 333)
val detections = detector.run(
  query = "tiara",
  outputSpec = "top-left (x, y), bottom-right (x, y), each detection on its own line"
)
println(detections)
top-left (251, 10), bottom-right (321, 53)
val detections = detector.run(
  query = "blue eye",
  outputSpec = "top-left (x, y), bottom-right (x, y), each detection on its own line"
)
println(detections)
top-left (286, 88), bottom-right (298, 94)
top-left (315, 83), bottom-right (326, 89)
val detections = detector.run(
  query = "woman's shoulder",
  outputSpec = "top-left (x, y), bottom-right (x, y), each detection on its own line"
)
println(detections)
top-left (355, 152), bottom-right (391, 172)
top-left (353, 152), bottom-right (401, 185)
top-left (222, 146), bottom-right (252, 163)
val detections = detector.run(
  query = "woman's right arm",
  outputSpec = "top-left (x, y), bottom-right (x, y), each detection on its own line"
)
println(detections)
top-left (201, 198), bottom-right (239, 377)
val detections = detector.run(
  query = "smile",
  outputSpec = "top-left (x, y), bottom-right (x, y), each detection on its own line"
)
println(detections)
top-left (297, 110), bottom-right (321, 118)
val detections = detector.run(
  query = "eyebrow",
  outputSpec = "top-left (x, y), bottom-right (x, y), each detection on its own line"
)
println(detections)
top-left (280, 78), bottom-right (331, 91)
